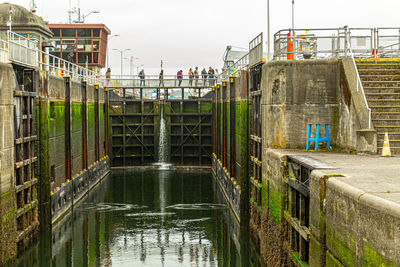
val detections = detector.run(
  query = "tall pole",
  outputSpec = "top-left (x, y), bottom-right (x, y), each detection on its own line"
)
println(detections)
top-left (106, 35), bottom-right (119, 69)
top-left (292, 0), bottom-right (294, 31)
top-left (267, 0), bottom-right (270, 61)
top-left (120, 51), bottom-right (123, 77)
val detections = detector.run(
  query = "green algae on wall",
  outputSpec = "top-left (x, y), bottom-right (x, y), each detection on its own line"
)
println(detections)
top-left (326, 223), bottom-right (356, 267)
top-left (362, 244), bottom-right (396, 267)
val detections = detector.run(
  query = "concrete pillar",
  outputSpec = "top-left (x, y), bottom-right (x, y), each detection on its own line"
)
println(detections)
top-left (38, 96), bottom-right (51, 267)
top-left (0, 63), bottom-right (17, 264)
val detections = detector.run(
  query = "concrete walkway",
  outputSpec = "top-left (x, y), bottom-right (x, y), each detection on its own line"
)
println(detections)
top-left (275, 149), bottom-right (400, 206)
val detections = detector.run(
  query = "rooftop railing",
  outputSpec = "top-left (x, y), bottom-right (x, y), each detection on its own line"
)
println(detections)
top-left (273, 27), bottom-right (400, 60)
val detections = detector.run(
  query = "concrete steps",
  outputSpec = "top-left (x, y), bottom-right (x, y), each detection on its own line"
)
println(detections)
top-left (356, 59), bottom-right (400, 154)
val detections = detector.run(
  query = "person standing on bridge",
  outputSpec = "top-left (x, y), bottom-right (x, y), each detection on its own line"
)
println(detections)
top-left (177, 70), bottom-right (183, 86)
top-left (194, 67), bottom-right (199, 87)
top-left (188, 68), bottom-right (194, 86)
top-left (139, 69), bottom-right (145, 87)
top-left (201, 68), bottom-right (207, 85)
top-left (208, 66), bottom-right (215, 86)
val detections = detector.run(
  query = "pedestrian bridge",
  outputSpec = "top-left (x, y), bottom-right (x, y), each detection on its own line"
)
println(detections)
top-left (104, 75), bottom-right (218, 89)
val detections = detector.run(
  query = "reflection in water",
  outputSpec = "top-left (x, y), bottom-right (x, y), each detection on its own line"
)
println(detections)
top-left (15, 170), bottom-right (262, 266)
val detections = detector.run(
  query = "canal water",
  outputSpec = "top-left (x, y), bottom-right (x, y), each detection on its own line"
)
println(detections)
top-left (15, 170), bottom-right (262, 266)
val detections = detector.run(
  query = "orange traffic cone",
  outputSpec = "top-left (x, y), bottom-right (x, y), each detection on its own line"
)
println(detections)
top-left (381, 132), bottom-right (391, 157)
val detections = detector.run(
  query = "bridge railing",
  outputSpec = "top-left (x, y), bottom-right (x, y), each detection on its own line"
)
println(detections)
top-left (109, 87), bottom-right (212, 100)
top-left (273, 27), bottom-right (400, 60)
top-left (104, 75), bottom-right (216, 88)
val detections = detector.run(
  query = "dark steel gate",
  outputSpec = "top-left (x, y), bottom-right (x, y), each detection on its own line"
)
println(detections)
top-left (165, 88), bottom-right (212, 166)
top-left (13, 67), bottom-right (38, 247)
top-left (249, 64), bottom-right (263, 225)
top-left (109, 88), bottom-right (159, 166)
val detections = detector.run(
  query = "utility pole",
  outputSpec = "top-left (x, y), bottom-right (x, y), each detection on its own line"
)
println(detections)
top-left (106, 35), bottom-right (119, 69)
top-left (292, 0), bottom-right (295, 31)
top-left (113, 48), bottom-right (131, 77)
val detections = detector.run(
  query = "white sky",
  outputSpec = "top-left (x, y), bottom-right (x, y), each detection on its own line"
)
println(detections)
top-left (8, 0), bottom-right (400, 75)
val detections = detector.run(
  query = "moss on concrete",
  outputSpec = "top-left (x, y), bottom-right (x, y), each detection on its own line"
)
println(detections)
top-left (326, 224), bottom-right (356, 267)
top-left (267, 184), bottom-right (282, 224)
top-left (362, 244), bottom-right (395, 267)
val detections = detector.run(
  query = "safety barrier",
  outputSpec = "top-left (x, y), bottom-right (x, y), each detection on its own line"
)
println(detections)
top-left (212, 153), bottom-right (240, 216)
top-left (50, 156), bottom-right (110, 223)
top-left (274, 27), bottom-right (400, 60)
top-left (249, 33), bottom-right (264, 67)
top-left (1, 31), bottom-right (101, 85)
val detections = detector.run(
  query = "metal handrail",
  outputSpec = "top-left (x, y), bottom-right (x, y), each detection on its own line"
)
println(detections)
top-left (274, 27), bottom-right (400, 60)
top-left (347, 32), bottom-right (372, 129)
top-left (3, 30), bottom-right (100, 85)
top-left (217, 52), bottom-right (249, 83)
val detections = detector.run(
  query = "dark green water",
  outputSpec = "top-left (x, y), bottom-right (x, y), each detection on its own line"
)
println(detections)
top-left (16, 170), bottom-right (262, 266)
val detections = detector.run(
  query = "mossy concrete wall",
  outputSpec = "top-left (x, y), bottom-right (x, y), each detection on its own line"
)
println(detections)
top-left (325, 178), bottom-right (400, 266)
top-left (0, 63), bottom-right (17, 264)
top-left (213, 71), bottom-right (250, 225)
top-left (257, 148), bottom-right (400, 266)
top-left (47, 78), bottom-right (107, 190)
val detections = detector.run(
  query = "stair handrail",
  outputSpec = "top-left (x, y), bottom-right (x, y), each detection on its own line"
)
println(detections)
top-left (346, 31), bottom-right (372, 129)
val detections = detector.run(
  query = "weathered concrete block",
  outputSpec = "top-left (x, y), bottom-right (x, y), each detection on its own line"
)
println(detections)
top-left (70, 81), bottom-right (81, 101)
top-left (326, 178), bottom-right (400, 266)
top-left (356, 129), bottom-right (377, 154)
top-left (0, 147), bottom-right (14, 195)
top-left (262, 60), bottom-right (341, 149)
top-left (0, 63), bottom-right (15, 105)
top-left (48, 76), bottom-right (65, 99)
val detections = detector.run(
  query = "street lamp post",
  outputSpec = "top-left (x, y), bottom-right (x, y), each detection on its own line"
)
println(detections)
top-left (107, 34), bottom-right (119, 69)
top-left (292, 0), bottom-right (295, 31)
top-left (113, 48), bottom-right (131, 78)
top-left (124, 57), bottom-right (140, 76)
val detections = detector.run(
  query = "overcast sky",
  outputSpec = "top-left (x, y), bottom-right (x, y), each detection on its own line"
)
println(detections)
top-left (9, 0), bottom-right (400, 75)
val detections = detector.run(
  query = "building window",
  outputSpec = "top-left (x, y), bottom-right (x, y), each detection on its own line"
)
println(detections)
top-left (62, 52), bottom-right (75, 62)
top-left (93, 39), bottom-right (99, 51)
top-left (93, 29), bottom-right (100, 37)
top-left (49, 38), bottom-right (61, 50)
top-left (93, 52), bottom-right (98, 63)
top-left (77, 28), bottom-right (91, 37)
top-left (78, 53), bottom-right (92, 64)
top-left (51, 28), bottom-right (60, 37)
top-left (61, 39), bottom-right (76, 51)
top-left (62, 28), bottom-right (75, 37)
top-left (77, 39), bottom-right (92, 51)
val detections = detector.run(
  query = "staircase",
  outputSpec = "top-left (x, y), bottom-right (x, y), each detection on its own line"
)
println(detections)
top-left (356, 59), bottom-right (400, 154)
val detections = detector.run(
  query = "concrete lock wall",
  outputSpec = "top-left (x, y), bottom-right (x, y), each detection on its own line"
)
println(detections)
top-left (47, 76), bottom-right (107, 191)
top-left (212, 71), bottom-right (249, 222)
top-left (211, 59), bottom-right (395, 266)
top-left (0, 62), bottom-right (109, 264)
top-left (0, 63), bottom-right (18, 263)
